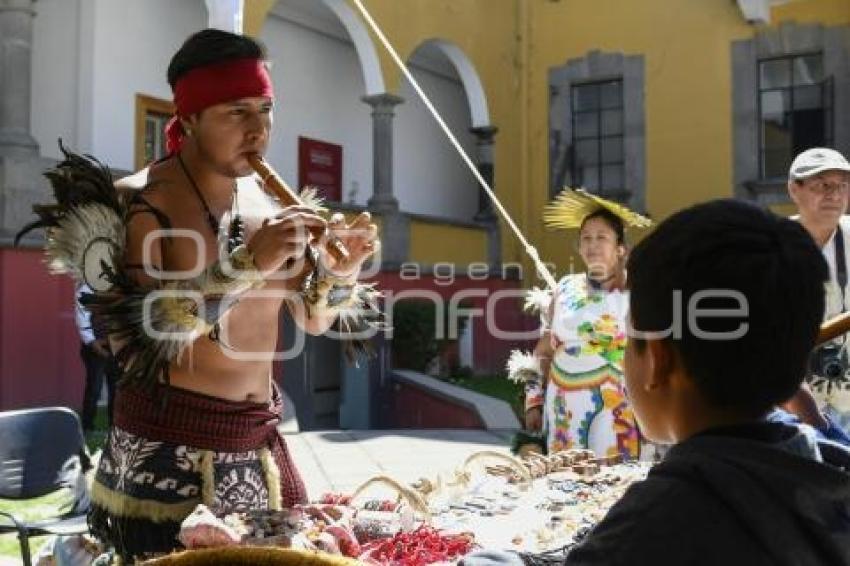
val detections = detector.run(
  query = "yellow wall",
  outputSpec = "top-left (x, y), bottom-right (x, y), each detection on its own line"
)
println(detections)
top-left (247, 0), bottom-right (850, 284)
top-left (772, 0), bottom-right (850, 24)
top-left (769, 202), bottom-right (801, 218)
top-left (343, 0), bottom-right (528, 274)
top-left (522, 0), bottom-right (849, 279)
top-left (246, 0), bottom-right (523, 270)
top-left (320, 208), bottom-right (488, 266)
top-left (409, 219), bottom-right (489, 266)
top-left (244, 1), bottom-right (277, 37)
top-left (525, 0), bottom-right (759, 279)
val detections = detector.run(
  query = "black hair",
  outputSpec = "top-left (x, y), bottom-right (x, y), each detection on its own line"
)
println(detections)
top-left (167, 29), bottom-right (267, 89)
top-left (580, 208), bottom-right (626, 245)
top-left (627, 199), bottom-right (827, 415)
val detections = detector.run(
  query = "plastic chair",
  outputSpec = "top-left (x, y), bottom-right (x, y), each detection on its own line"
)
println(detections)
top-left (0, 407), bottom-right (90, 566)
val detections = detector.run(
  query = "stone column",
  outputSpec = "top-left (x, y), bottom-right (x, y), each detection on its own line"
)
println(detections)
top-left (363, 93), bottom-right (403, 213)
top-left (362, 93), bottom-right (408, 267)
top-left (470, 125), bottom-right (500, 268)
top-left (0, 0), bottom-right (48, 245)
top-left (0, 0), bottom-right (38, 157)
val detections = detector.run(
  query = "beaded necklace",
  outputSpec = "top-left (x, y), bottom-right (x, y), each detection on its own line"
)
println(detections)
top-left (177, 154), bottom-right (244, 253)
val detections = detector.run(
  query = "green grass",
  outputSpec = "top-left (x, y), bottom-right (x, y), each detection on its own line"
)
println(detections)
top-left (446, 374), bottom-right (525, 420)
top-left (0, 489), bottom-right (72, 563)
top-left (1, 407), bottom-right (109, 563)
top-left (86, 405), bottom-right (110, 454)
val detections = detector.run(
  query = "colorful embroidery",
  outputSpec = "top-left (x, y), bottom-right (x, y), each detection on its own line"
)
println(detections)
top-left (573, 315), bottom-right (626, 364)
top-left (612, 400), bottom-right (640, 460)
top-left (559, 275), bottom-right (604, 312)
top-left (543, 274), bottom-right (640, 458)
top-left (549, 364), bottom-right (620, 391)
top-left (551, 393), bottom-right (573, 453)
top-left (577, 389), bottom-right (604, 448)
top-left (602, 386), bottom-right (640, 460)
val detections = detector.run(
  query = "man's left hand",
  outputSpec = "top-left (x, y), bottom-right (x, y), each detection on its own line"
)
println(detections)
top-left (319, 211), bottom-right (379, 279)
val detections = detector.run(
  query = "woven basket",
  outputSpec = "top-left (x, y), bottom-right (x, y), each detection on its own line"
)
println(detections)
top-left (143, 547), bottom-right (360, 566)
top-left (349, 475), bottom-right (431, 520)
top-left (463, 450), bottom-right (532, 487)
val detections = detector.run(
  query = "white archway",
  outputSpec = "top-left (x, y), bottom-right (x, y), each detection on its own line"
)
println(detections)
top-left (259, 0), bottom-right (389, 207)
top-left (413, 39), bottom-right (491, 129)
top-left (262, 0), bottom-right (385, 96)
top-left (394, 38), bottom-right (491, 221)
top-left (319, 0), bottom-right (385, 95)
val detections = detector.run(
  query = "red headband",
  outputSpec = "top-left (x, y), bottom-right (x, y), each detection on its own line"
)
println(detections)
top-left (165, 58), bottom-right (274, 155)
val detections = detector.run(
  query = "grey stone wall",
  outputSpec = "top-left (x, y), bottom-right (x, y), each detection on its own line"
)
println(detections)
top-left (732, 22), bottom-right (850, 206)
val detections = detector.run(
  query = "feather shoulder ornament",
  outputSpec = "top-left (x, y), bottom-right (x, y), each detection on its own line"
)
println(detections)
top-left (16, 143), bottom-right (126, 291)
top-left (80, 242), bottom-right (267, 387)
top-left (543, 188), bottom-right (652, 230)
top-left (506, 350), bottom-right (543, 383)
top-left (17, 144), bottom-right (266, 387)
top-left (523, 286), bottom-right (553, 316)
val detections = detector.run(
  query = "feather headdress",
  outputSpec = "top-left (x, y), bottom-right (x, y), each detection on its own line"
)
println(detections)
top-left (543, 188), bottom-right (652, 230)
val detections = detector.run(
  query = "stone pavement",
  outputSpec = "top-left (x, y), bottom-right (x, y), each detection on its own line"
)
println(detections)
top-left (283, 429), bottom-right (515, 500)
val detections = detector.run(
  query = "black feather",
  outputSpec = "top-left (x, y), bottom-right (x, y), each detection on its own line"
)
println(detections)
top-left (24, 142), bottom-right (196, 391)
top-left (14, 140), bottom-right (123, 245)
top-left (80, 281), bottom-right (185, 389)
top-left (340, 286), bottom-right (387, 366)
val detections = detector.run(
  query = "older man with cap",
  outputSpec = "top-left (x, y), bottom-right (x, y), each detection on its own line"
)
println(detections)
top-left (785, 147), bottom-right (850, 438)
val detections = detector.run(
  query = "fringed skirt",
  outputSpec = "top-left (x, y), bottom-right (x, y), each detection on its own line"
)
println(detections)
top-left (88, 383), bottom-right (306, 562)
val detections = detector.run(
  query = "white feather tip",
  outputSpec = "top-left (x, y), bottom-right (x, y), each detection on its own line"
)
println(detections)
top-left (506, 350), bottom-right (542, 383)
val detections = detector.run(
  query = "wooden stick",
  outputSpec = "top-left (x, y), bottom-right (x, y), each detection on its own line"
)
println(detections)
top-left (817, 311), bottom-right (850, 346)
top-left (246, 153), bottom-right (350, 263)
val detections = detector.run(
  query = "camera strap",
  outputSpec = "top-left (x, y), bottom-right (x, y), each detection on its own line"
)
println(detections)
top-left (835, 225), bottom-right (847, 314)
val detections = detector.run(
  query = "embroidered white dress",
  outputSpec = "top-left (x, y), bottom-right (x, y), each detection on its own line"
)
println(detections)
top-left (540, 274), bottom-right (640, 458)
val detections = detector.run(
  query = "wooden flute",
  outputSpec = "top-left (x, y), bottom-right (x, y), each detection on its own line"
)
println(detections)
top-left (818, 311), bottom-right (850, 346)
top-left (246, 153), bottom-right (350, 263)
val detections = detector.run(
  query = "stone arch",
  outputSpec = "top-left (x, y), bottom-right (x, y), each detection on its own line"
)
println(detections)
top-left (319, 0), bottom-right (385, 95)
top-left (255, 0), bottom-right (385, 95)
top-left (410, 38), bottom-right (491, 128)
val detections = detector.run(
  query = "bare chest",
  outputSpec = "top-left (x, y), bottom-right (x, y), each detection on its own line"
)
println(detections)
top-left (159, 181), bottom-right (279, 273)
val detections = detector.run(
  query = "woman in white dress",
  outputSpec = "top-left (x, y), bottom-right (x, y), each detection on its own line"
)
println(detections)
top-left (523, 190), bottom-right (651, 459)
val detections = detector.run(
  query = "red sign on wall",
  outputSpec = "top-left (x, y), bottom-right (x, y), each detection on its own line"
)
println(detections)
top-left (298, 136), bottom-right (342, 202)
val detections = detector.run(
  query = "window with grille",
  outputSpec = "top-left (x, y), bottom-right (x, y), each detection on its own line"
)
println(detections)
top-left (758, 54), bottom-right (833, 179)
top-left (135, 94), bottom-right (174, 169)
top-left (568, 79), bottom-right (624, 197)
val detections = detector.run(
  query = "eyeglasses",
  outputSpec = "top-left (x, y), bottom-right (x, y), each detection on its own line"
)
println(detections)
top-left (804, 179), bottom-right (850, 196)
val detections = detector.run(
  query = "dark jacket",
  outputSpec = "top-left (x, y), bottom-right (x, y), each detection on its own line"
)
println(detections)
top-left (565, 422), bottom-right (850, 566)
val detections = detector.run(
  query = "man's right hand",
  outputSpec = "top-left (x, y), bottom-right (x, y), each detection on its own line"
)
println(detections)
top-left (247, 206), bottom-right (327, 276)
top-left (525, 406), bottom-right (543, 431)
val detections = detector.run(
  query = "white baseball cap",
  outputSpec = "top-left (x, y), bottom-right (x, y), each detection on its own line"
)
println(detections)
top-left (789, 147), bottom-right (850, 180)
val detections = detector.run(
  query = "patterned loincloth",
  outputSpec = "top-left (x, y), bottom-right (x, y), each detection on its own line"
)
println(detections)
top-left (88, 382), bottom-right (306, 561)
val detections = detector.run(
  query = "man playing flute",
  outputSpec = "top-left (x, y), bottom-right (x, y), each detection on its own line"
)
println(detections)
top-left (79, 29), bottom-right (379, 560)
